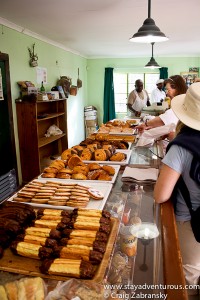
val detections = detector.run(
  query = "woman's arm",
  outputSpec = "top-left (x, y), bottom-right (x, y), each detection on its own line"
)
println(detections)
top-left (154, 164), bottom-right (181, 203)
top-left (136, 116), bottom-right (165, 133)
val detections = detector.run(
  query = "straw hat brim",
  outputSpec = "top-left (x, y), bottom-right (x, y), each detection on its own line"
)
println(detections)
top-left (171, 94), bottom-right (200, 131)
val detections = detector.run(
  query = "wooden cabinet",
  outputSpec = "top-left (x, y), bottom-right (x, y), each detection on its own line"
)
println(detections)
top-left (16, 98), bottom-right (68, 183)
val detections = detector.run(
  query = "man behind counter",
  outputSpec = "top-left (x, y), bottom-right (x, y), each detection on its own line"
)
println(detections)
top-left (127, 79), bottom-right (150, 117)
top-left (151, 79), bottom-right (166, 103)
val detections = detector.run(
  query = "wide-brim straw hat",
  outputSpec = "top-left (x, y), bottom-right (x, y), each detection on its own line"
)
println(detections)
top-left (171, 82), bottom-right (200, 131)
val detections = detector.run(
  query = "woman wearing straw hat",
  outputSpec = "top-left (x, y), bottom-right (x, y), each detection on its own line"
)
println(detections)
top-left (154, 82), bottom-right (200, 299)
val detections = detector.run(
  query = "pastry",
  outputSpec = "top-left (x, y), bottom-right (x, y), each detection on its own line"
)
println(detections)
top-left (88, 188), bottom-right (104, 200)
top-left (88, 163), bottom-right (101, 171)
top-left (50, 160), bottom-right (65, 170)
top-left (59, 168), bottom-right (73, 174)
top-left (80, 149), bottom-right (93, 160)
top-left (102, 165), bottom-right (115, 175)
top-left (31, 198), bottom-right (49, 204)
top-left (48, 200), bottom-right (67, 206)
top-left (41, 172), bottom-right (56, 178)
top-left (56, 173), bottom-right (71, 179)
top-left (68, 155), bottom-right (82, 169)
top-left (72, 173), bottom-right (87, 180)
top-left (94, 149), bottom-right (107, 161)
top-left (67, 201), bottom-right (88, 208)
top-left (98, 173), bottom-right (112, 181)
top-left (13, 197), bottom-right (30, 202)
top-left (95, 133), bottom-right (108, 141)
top-left (61, 149), bottom-right (77, 160)
top-left (73, 165), bottom-right (89, 175)
top-left (87, 170), bottom-right (101, 180)
top-left (72, 145), bottom-right (84, 152)
top-left (10, 241), bottom-right (42, 259)
top-left (102, 144), bottom-right (113, 153)
top-left (40, 258), bottom-right (95, 279)
top-left (87, 144), bottom-right (97, 152)
top-left (43, 167), bottom-right (58, 174)
top-left (110, 152), bottom-right (126, 161)
top-left (76, 184), bottom-right (90, 191)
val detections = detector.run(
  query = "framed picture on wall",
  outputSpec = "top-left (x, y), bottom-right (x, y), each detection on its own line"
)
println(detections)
top-left (189, 67), bottom-right (199, 73)
top-left (180, 72), bottom-right (198, 85)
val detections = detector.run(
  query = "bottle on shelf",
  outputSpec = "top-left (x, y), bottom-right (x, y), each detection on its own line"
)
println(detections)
top-left (40, 81), bottom-right (45, 93)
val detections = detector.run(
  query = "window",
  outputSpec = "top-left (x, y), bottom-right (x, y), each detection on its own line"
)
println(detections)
top-left (113, 72), bottom-right (159, 114)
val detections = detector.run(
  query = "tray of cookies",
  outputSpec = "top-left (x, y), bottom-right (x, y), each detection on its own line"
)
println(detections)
top-left (8, 179), bottom-right (113, 211)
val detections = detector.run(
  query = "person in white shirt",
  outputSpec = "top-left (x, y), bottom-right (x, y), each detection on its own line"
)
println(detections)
top-left (127, 79), bottom-right (150, 117)
top-left (151, 79), bottom-right (166, 103)
top-left (136, 75), bottom-right (188, 135)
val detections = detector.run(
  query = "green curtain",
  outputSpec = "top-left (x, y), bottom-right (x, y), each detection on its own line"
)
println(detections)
top-left (103, 67), bottom-right (116, 123)
top-left (159, 67), bottom-right (168, 80)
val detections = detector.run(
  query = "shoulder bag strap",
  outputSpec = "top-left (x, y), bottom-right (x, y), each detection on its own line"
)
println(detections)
top-left (177, 176), bottom-right (193, 213)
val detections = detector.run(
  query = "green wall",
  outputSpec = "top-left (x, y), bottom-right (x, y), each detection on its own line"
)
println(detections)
top-left (87, 57), bottom-right (200, 124)
top-left (0, 26), bottom-right (87, 182)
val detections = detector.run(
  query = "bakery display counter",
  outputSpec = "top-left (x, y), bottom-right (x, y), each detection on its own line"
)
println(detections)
top-left (0, 140), bottom-right (188, 299)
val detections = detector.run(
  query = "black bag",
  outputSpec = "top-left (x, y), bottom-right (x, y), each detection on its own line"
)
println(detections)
top-left (177, 176), bottom-right (200, 242)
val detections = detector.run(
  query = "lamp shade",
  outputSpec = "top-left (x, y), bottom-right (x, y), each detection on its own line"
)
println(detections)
top-left (144, 42), bottom-right (160, 69)
top-left (145, 56), bottom-right (160, 69)
top-left (130, 17), bottom-right (168, 43)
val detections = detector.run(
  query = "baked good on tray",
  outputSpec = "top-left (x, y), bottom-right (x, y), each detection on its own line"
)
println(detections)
top-left (41, 160), bottom-right (116, 181)
top-left (12, 180), bottom-right (108, 208)
top-left (8, 207), bottom-right (112, 279)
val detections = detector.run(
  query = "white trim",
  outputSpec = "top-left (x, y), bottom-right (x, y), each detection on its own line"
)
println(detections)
top-left (0, 17), bottom-right (87, 59)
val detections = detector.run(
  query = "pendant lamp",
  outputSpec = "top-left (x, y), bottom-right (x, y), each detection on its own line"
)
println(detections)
top-left (145, 42), bottom-right (160, 69)
top-left (130, 0), bottom-right (168, 43)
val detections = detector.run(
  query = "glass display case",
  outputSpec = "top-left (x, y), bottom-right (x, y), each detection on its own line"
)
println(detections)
top-left (0, 140), bottom-right (188, 299)
top-left (103, 142), bottom-right (163, 297)
top-left (103, 141), bottom-right (188, 300)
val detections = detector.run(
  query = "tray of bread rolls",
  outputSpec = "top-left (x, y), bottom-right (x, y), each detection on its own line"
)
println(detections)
top-left (96, 119), bottom-right (137, 135)
top-left (89, 133), bottom-right (136, 143)
top-left (0, 202), bottom-right (120, 282)
top-left (82, 149), bottom-right (132, 165)
top-left (39, 164), bottom-right (120, 184)
top-left (8, 179), bottom-right (113, 211)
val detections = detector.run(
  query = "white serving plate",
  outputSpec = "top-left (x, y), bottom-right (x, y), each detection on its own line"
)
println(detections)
top-left (123, 118), bottom-right (141, 126)
top-left (109, 129), bottom-right (136, 135)
top-left (8, 181), bottom-right (113, 211)
top-left (83, 149), bottom-right (132, 166)
top-left (95, 128), bottom-right (136, 135)
top-left (38, 164), bottom-right (120, 184)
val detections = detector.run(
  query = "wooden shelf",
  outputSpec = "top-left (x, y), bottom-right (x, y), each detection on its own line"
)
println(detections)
top-left (36, 98), bottom-right (67, 103)
top-left (38, 133), bottom-right (66, 148)
top-left (16, 99), bottom-right (68, 182)
top-left (37, 112), bottom-right (65, 122)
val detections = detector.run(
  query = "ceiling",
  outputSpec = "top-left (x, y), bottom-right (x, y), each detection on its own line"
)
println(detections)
top-left (1, 0), bottom-right (200, 58)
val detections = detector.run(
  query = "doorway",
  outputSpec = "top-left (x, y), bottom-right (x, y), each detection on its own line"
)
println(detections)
top-left (0, 53), bottom-right (18, 201)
